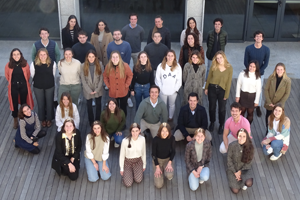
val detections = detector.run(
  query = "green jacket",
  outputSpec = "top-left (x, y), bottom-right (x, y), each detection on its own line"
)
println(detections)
top-left (206, 29), bottom-right (227, 60)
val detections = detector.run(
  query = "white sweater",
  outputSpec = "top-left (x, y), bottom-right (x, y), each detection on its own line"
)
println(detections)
top-left (119, 135), bottom-right (146, 171)
top-left (85, 134), bottom-right (110, 161)
top-left (58, 58), bottom-right (81, 85)
top-left (236, 71), bottom-right (261, 104)
top-left (55, 103), bottom-right (80, 131)
top-left (155, 63), bottom-right (182, 95)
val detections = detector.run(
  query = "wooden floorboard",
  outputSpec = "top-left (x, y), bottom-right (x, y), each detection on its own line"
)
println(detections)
top-left (1, 76), bottom-right (300, 199)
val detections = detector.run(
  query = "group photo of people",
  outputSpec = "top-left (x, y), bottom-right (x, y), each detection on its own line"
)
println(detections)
top-left (4, 12), bottom-right (292, 195)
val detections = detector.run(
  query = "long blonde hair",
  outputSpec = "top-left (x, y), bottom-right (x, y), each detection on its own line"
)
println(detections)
top-left (34, 48), bottom-right (52, 67)
top-left (83, 50), bottom-right (102, 77)
top-left (106, 51), bottom-right (125, 78)
top-left (211, 50), bottom-right (231, 71)
top-left (161, 50), bottom-right (178, 72)
top-left (271, 62), bottom-right (287, 78)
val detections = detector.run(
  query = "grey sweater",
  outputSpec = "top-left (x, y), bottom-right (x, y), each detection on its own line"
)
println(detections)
top-left (134, 97), bottom-right (168, 124)
top-left (121, 24), bottom-right (145, 53)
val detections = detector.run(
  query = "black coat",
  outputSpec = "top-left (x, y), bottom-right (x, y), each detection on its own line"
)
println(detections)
top-left (176, 104), bottom-right (208, 138)
top-left (62, 28), bottom-right (80, 49)
top-left (52, 130), bottom-right (82, 176)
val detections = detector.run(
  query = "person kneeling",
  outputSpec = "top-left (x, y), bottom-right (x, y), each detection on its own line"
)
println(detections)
top-left (84, 121), bottom-right (111, 182)
top-left (185, 128), bottom-right (212, 191)
top-left (119, 123), bottom-right (146, 187)
top-left (152, 123), bottom-right (175, 188)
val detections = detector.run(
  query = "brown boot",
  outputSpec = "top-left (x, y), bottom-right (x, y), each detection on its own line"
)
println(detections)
top-left (13, 117), bottom-right (18, 129)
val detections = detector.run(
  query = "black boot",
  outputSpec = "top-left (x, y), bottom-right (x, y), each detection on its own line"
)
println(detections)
top-left (208, 122), bottom-right (214, 132)
top-left (218, 125), bottom-right (224, 135)
top-left (256, 106), bottom-right (262, 117)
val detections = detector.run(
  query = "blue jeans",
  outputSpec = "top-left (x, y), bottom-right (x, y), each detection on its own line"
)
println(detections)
top-left (262, 140), bottom-right (283, 157)
top-left (134, 83), bottom-right (150, 109)
top-left (188, 167), bottom-right (210, 191)
top-left (109, 132), bottom-right (125, 145)
top-left (85, 157), bottom-right (111, 182)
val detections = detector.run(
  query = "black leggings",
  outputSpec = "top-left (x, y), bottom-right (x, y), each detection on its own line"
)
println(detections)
top-left (241, 107), bottom-right (255, 124)
top-left (28, 130), bottom-right (47, 154)
top-left (11, 82), bottom-right (28, 118)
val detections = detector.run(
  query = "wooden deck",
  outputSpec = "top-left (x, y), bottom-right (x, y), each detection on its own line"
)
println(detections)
top-left (1, 76), bottom-right (300, 200)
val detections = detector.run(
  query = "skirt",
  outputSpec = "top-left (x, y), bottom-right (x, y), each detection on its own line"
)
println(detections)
top-left (239, 91), bottom-right (256, 109)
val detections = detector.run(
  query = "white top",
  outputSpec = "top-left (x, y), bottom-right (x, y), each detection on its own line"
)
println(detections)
top-left (155, 63), bottom-right (182, 95)
top-left (55, 103), bottom-right (80, 131)
top-left (119, 135), bottom-right (146, 171)
top-left (85, 134), bottom-right (110, 160)
top-left (30, 61), bottom-right (56, 78)
top-left (273, 119), bottom-right (280, 135)
top-left (58, 58), bottom-right (81, 85)
top-left (236, 71), bottom-right (261, 104)
top-left (180, 29), bottom-right (203, 46)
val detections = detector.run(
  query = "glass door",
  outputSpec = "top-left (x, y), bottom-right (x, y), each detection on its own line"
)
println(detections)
top-left (280, 1), bottom-right (300, 40)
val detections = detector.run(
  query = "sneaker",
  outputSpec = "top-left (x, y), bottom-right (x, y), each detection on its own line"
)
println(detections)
top-left (242, 185), bottom-right (248, 190)
top-left (114, 142), bottom-right (120, 148)
top-left (270, 153), bottom-right (282, 161)
top-left (202, 82), bottom-right (206, 89)
top-left (199, 180), bottom-right (204, 184)
top-left (104, 86), bottom-right (109, 90)
top-left (267, 147), bottom-right (273, 154)
top-left (256, 106), bottom-right (262, 117)
top-left (127, 98), bottom-right (133, 108)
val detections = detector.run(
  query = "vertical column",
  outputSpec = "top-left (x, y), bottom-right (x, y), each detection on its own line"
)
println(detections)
top-left (185, 0), bottom-right (205, 34)
top-left (57, 0), bottom-right (81, 47)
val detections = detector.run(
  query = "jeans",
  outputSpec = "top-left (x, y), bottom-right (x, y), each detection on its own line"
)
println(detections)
top-left (109, 132), bottom-right (125, 145)
top-left (85, 157), bottom-right (111, 182)
top-left (11, 81), bottom-right (28, 117)
top-left (131, 52), bottom-right (139, 71)
top-left (188, 167), bottom-right (210, 191)
top-left (86, 96), bottom-right (102, 124)
top-left (262, 140), bottom-right (283, 157)
top-left (208, 84), bottom-right (227, 125)
top-left (206, 59), bottom-right (212, 79)
top-left (259, 75), bottom-right (264, 106)
top-left (134, 83), bottom-right (150, 110)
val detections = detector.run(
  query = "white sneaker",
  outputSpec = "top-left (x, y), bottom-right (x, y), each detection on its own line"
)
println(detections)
top-left (242, 185), bottom-right (248, 190)
top-left (199, 180), bottom-right (204, 184)
top-left (270, 153), bottom-right (282, 161)
top-left (127, 98), bottom-right (133, 108)
top-left (267, 147), bottom-right (273, 154)
top-left (114, 142), bottom-right (119, 148)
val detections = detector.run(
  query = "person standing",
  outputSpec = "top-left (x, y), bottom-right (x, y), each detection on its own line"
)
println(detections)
top-left (180, 17), bottom-right (203, 47)
top-left (90, 20), bottom-right (113, 66)
top-left (72, 30), bottom-right (96, 63)
top-left (5, 48), bottom-right (34, 129)
top-left (144, 32), bottom-right (168, 74)
top-left (147, 15), bottom-right (171, 49)
top-left (244, 30), bottom-right (270, 115)
top-left (206, 18), bottom-right (228, 79)
top-left (121, 13), bottom-right (145, 69)
top-left (61, 15), bottom-right (82, 49)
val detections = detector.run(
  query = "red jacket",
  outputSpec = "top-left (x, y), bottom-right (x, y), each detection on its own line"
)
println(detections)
top-left (103, 63), bottom-right (133, 98)
top-left (5, 62), bottom-right (34, 111)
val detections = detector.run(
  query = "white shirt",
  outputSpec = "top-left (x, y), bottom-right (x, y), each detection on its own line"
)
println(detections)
top-left (55, 103), bottom-right (80, 131)
top-left (150, 98), bottom-right (158, 108)
top-left (85, 134), bottom-right (110, 161)
top-left (236, 71), bottom-right (261, 104)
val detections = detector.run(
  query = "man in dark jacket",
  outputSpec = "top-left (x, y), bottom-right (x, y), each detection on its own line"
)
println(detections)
top-left (174, 92), bottom-right (211, 141)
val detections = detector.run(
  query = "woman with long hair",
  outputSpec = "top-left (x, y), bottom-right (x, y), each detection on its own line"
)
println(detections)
top-left (130, 51), bottom-right (154, 109)
top-left (152, 122), bottom-right (175, 188)
top-left (182, 50), bottom-right (206, 105)
top-left (185, 128), bottom-right (212, 191)
top-left (147, 15), bottom-right (171, 49)
top-left (90, 20), bottom-right (113, 66)
top-left (264, 63), bottom-right (291, 130)
top-left (80, 50), bottom-right (104, 125)
top-left (236, 60), bottom-right (261, 124)
top-left (84, 121), bottom-right (111, 182)
top-left (227, 128), bottom-right (254, 194)
top-left (180, 17), bottom-right (203, 47)
top-left (179, 32), bottom-right (205, 70)
top-left (55, 92), bottom-right (80, 132)
top-left (103, 51), bottom-right (133, 116)
top-left (52, 119), bottom-right (82, 181)
top-left (5, 48), bottom-right (34, 129)
top-left (155, 50), bottom-right (182, 125)
top-left (58, 48), bottom-right (82, 106)
top-left (261, 104), bottom-right (290, 161)
top-left (14, 104), bottom-right (46, 154)
top-left (119, 123), bottom-right (146, 187)
top-left (30, 48), bottom-right (56, 127)
top-left (100, 98), bottom-right (126, 148)
top-left (204, 51), bottom-right (233, 135)
top-left (61, 15), bottom-right (82, 49)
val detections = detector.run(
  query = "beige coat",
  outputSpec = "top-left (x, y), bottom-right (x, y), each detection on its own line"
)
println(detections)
top-left (90, 32), bottom-right (113, 66)
top-left (80, 62), bottom-right (104, 100)
top-left (264, 73), bottom-right (291, 110)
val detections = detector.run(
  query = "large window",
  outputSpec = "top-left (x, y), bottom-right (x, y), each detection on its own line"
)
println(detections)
top-left (203, 0), bottom-right (247, 41)
top-left (79, 0), bottom-right (185, 42)
top-left (0, 0), bottom-right (59, 39)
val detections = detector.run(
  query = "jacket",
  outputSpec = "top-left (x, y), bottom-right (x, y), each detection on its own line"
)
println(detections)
top-left (206, 29), bottom-right (227, 60)
top-left (90, 32), bottom-right (113, 66)
top-left (264, 73), bottom-right (291, 110)
top-left (5, 62), bottom-right (34, 111)
top-left (62, 27), bottom-right (80, 49)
